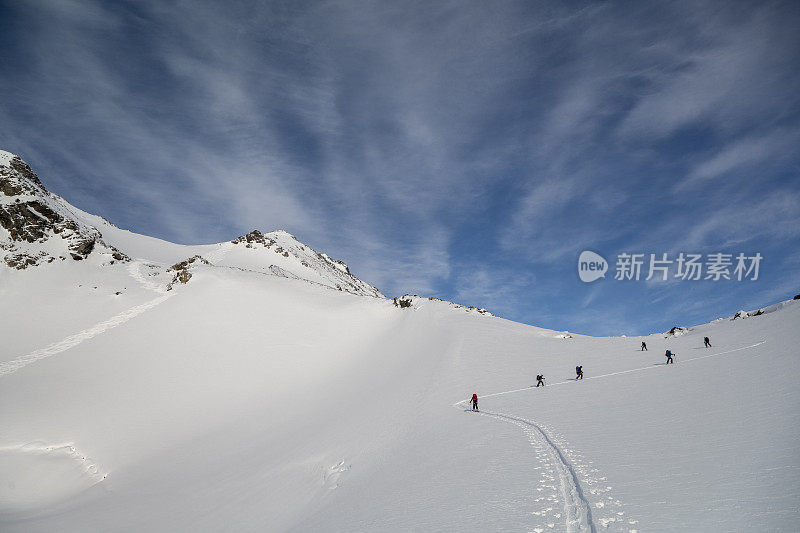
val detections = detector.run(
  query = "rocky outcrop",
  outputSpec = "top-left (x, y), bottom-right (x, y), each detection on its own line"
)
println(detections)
top-left (0, 152), bottom-right (123, 268)
top-left (166, 255), bottom-right (210, 290)
top-left (0, 156), bottom-right (45, 195)
top-left (231, 230), bottom-right (276, 248)
top-left (110, 248), bottom-right (131, 262)
top-left (168, 255), bottom-right (210, 271)
top-left (393, 296), bottom-right (413, 308)
top-left (665, 326), bottom-right (687, 336)
top-left (4, 251), bottom-right (56, 269)
top-left (731, 310), bottom-right (749, 320)
top-left (392, 294), bottom-right (493, 316)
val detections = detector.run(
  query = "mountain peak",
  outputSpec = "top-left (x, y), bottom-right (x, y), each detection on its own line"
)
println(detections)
top-left (0, 152), bottom-right (124, 268)
top-left (0, 151), bottom-right (384, 298)
top-left (0, 151), bottom-right (47, 196)
top-left (228, 227), bottom-right (382, 297)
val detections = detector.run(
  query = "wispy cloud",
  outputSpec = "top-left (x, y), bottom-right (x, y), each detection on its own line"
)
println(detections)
top-left (678, 127), bottom-right (800, 190)
top-left (617, 4), bottom-right (800, 141)
top-left (1, 0), bottom-right (798, 335)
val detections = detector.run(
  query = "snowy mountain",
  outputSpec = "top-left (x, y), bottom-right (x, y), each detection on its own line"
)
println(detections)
top-left (0, 150), bottom-right (382, 297)
top-left (1, 150), bottom-right (799, 532)
top-left (0, 151), bottom-right (129, 268)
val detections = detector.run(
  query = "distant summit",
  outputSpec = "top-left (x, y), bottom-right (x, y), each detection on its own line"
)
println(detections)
top-left (226, 229), bottom-right (384, 297)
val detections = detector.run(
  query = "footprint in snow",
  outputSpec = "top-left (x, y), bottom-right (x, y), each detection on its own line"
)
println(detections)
top-left (599, 516), bottom-right (616, 527)
top-left (323, 460), bottom-right (350, 489)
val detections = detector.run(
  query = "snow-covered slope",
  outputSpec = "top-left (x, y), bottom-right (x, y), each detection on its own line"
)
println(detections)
top-left (2, 263), bottom-right (798, 532)
top-left (1, 151), bottom-right (798, 532)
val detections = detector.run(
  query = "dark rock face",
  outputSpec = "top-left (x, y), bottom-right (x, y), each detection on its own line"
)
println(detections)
top-left (168, 255), bottom-right (210, 271)
top-left (8, 157), bottom-right (45, 189)
top-left (231, 230), bottom-right (276, 249)
top-left (0, 154), bottom-right (121, 268)
top-left (731, 310), bottom-right (748, 320)
top-left (69, 238), bottom-right (95, 260)
top-left (393, 296), bottom-right (413, 308)
top-left (166, 255), bottom-right (209, 290)
top-left (111, 248), bottom-right (131, 262)
top-left (175, 270), bottom-right (192, 284)
top-left (0, 198), bottom-right (98, 262)
top-left (0, 157), bottom-right (45, 197)
top-left (0, 200), bottom-right (60, 242)
top-left (4, 251), bottom-right (54, 269)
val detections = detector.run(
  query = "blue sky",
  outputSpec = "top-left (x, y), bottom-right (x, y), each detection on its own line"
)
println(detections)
top-left (2, 0), bottom-right (799, 335)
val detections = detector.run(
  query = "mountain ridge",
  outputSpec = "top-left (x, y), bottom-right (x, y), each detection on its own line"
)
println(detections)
top-left (0, 150), bottom-right (383, 298)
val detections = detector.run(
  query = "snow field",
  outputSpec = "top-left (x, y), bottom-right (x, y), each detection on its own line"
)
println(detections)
top-left (1, 259), bottom-right (798, 531)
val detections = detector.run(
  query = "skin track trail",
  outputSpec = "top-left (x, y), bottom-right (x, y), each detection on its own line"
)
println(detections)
top-left (471, 341), bottom-right (766, 401)
top-left (479, 410), bottom-right (596, 533)
top-left (0, 294), bottom-right (172, 377)
top-left (452, 341), bottom-right (766, 531)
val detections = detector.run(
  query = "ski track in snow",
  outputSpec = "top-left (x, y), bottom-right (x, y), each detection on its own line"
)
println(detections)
top-left (0, 442), bottom-right (108, 482)
top-left (475, 340), bottom-right (766, 401)
top-left (201, 244), bottom-right (229, 264)
top-left (478, 410), bottom-right (596, 533)
top-left (468, 410), bottom-right (635, 532)
top-left (0, 294), bottom-right (171, 377)
top-left (127, 261), bottom-right (168, 294)
top-left (453, 341), bottom-right (765, 532)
